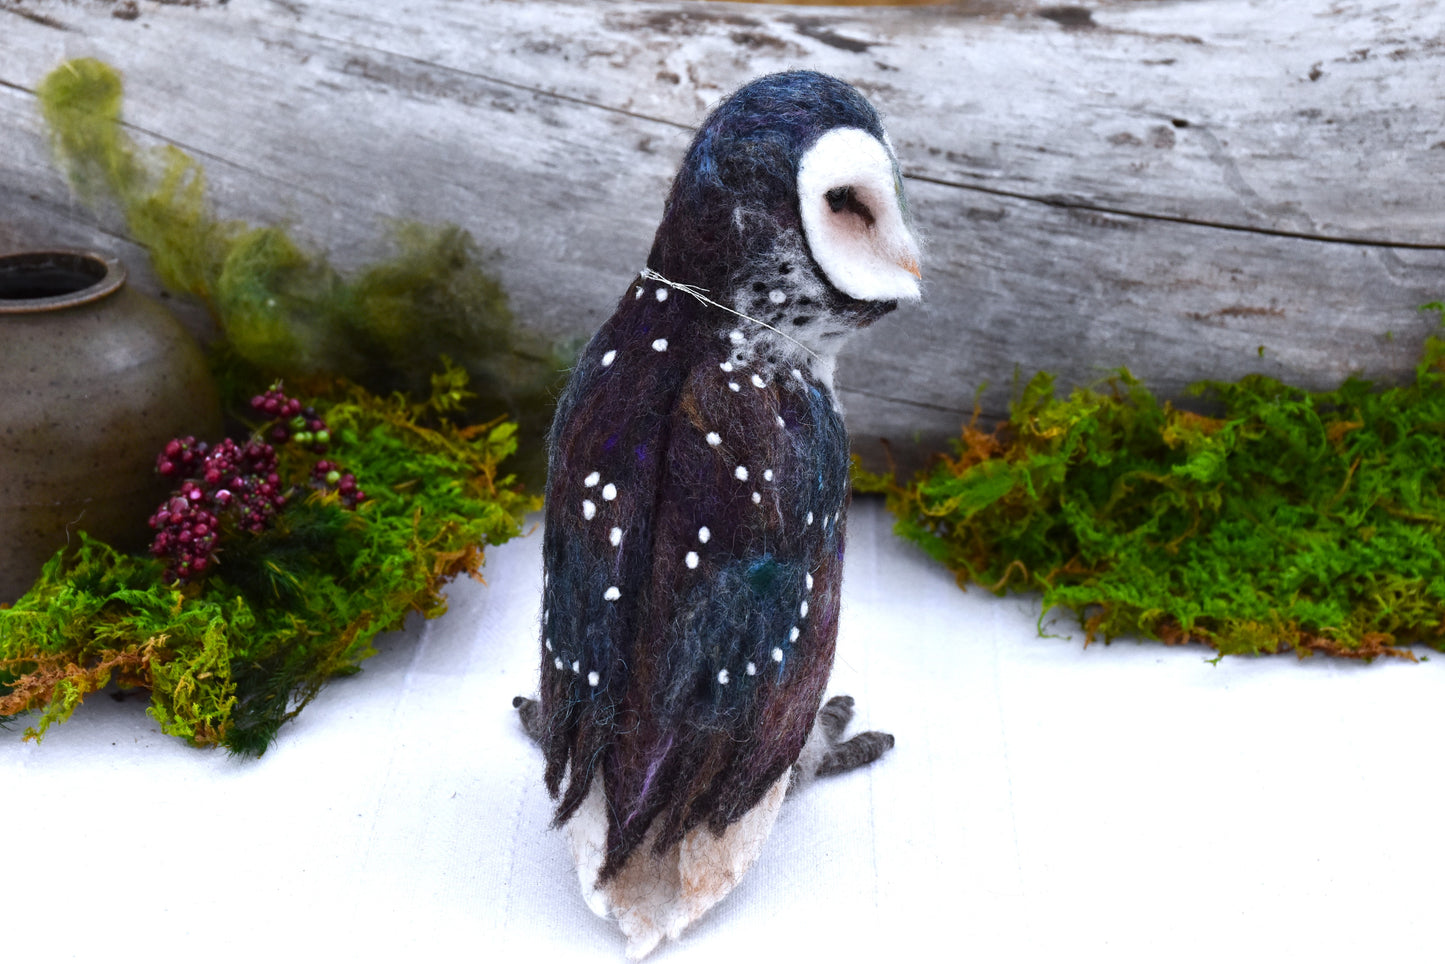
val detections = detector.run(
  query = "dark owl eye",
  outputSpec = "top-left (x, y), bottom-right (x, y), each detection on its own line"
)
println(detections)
top-left (824, 186), bottom-right (876, 228)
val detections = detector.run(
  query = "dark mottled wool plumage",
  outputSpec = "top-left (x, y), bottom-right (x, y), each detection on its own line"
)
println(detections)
top-left (538, 71), bottom-right (900, 883)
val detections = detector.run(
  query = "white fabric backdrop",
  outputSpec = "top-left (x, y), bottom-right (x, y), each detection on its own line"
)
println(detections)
top-left (6, 498), bottom-right (1443, 961)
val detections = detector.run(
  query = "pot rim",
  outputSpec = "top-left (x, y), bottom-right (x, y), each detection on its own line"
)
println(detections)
top-left (0, 249), bottom-right (127, 314)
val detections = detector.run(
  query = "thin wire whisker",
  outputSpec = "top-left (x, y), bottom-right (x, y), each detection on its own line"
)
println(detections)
top-left (640, 267), bottom-right (820, 362)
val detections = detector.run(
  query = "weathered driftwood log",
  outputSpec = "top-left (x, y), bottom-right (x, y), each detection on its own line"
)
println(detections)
top-left (2, 0), bottom-right (1442, 472)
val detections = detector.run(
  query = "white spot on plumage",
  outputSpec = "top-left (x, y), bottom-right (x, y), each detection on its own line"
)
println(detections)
top-left (751, 374), bottom-right (765, 388)
top-left (720, 361), bottom-right (734, 372)
top-left (588, 670), bottom-right (600, 687)
top-left (554, 657), bottom-right (564, 670)
top-left (706, 431), bottom-right (722, 446)
top-left (582, 499), bottom-right (596, 520)
top-left (776, 416), bottom-right (785, 428)
top-left (768, 289), bottom-right (787, 305)
top-left (800, 600), bottom-right (809, 617)
top-left (685, 551), bottom-right (699, 569)
top-left (806, 572), bottom-right (814, 590)
top-left (735, 466), bottom-right (748, 481)
top-left (718, 668), bottom-right (730, 685)
top-left (602, 350), bottom-right (616, 367)
top-left (729, 329), bottom-right (745, 345)
top-left (746, 662), bottom-right (757, 676)
top-left (763, 469), bottom-right (774, 482)
top-left (609, 526), bottom-right (622, 547)
top-left (604, 586), bottom-right (621, 601)
top-left (728, 382), bottom-right (740, 392)
top-left (635, 286), bottom-right (644, 300)
top-left (806, 511), bottom-right (814, 525)
top-left (652, 338), bottom-right (668, 352)
top-left (792, 368), bottom-right (803, 381)
top-left (772, 646), bottom-right (784, 662)
top-left (572, 660), bottom-right (580, 674)
top-left (602, 483), bottom-right (617, 501)
top-left (656, 288), bottom-right (668, 302)
top-left (584, 471), bottom-right (600, 487)
top-left (545, 637), bottom-right (553, 651)
top-left (789, 626), bottom-right (800, 642)
top-left (698, 526), bottom-right (711, 543)
top-left (751, 491), bottom-right (761, 504)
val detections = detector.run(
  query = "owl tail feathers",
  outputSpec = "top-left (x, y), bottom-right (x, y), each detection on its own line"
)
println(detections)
top-left (567, 773), bottom-right (791, 959)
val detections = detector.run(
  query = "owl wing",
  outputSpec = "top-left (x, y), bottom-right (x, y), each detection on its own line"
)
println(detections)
top-left (539, 293), bottom-right (850, 882)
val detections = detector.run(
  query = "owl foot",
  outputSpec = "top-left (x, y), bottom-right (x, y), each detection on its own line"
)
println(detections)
top-left (794, 695), bottom-right (894, 788)
top-left (816, 695), bottom-right (895, 777)
top-left (511, 695), bottom-right (546, 745)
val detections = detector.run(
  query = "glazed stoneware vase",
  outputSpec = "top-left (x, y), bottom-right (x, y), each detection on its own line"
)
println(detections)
top-left (0, 250), bottom-right (222, 602)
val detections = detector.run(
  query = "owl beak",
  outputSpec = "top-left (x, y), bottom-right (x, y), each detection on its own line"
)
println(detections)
top-left (897, 254), bottom-right (922, 280)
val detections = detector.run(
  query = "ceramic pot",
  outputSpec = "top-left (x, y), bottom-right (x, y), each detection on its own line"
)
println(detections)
top-left (0, 250), bottom-right (222, 602)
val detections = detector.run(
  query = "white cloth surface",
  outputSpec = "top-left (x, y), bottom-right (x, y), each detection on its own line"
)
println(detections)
top-left (6, 497), bottom-right (1444, 961)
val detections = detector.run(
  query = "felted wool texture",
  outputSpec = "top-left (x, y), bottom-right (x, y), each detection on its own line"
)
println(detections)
top-left (535, 71), bottom-right (909, 892)
top-left (795, 127), bottom-right (921, 303)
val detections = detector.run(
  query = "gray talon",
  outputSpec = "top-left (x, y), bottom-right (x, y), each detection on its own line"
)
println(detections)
top-left (817, 730), bottom-right (895, 777)
top-left (513, 695), bottom-right (546, 745)
top-left (817, 694), bottom-right (855, 742)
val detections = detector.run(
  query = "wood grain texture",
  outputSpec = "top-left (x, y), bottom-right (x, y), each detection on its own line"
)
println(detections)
top-left (2, 0), bottom-right (1442, 472)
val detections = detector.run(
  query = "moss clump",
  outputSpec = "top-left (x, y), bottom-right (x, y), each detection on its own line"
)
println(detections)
top-left (37, 57), bottom-right (568, 484)
top-left (859, 305), bottom-right (1445, 661)
top-left (0, 371), bottom-right (537, 754)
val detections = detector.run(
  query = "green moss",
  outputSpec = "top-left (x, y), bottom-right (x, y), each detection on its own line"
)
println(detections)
top-left (859, 305), bottom-right (1445, 661)
top-left (37, 57), bottom-right (568, 484)
top-left (0, 372), bottom-right (537, 754)
top-left (6, 60), bottom-right (559, 752)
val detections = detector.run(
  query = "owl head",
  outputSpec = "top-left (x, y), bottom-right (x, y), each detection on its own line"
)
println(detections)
top-left (647, 71), bottom-right (922, 312)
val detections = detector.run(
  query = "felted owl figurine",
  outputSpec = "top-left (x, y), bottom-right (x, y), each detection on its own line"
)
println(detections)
top-left (515, 70), bottom-right (921, 958)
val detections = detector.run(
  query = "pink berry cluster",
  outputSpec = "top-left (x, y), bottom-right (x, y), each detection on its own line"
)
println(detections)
top-left (148, 482), bottom-right (218, 582)
top-left (253, 387), bottom-right (331, 450)
top-left (148, 386), bottom-right (364, 583)
top-left (311, 459), bottom-right (365, 509)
